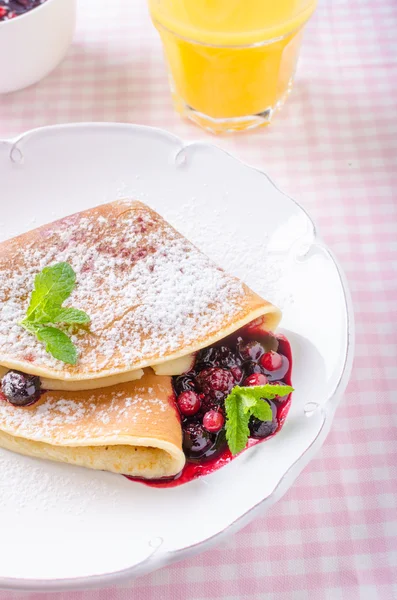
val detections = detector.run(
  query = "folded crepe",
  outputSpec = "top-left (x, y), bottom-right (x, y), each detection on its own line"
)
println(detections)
top-left (0, 200), bottom-right (281, 390)
top-left (0, 200), bottom-right (282, 478)
top-left (0, 371), bottom-right (185, 478)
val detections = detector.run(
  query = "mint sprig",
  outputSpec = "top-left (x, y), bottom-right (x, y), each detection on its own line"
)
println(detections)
top-left (20, 263), bottom-right (90, 365)
top-left (225, 384), bottom-right (294, 455)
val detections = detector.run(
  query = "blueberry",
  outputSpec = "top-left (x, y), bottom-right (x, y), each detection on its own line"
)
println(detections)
top-left (269, 381), bottom-right (290, 402)
top-left (217, 346), bottom-right (241, 369)
top-left (15, 0), bottom-right (34, 7)
top-left (183, 422), bottom-right (227, 462)
top-left (1, 370), bottom-right (41, 406)
top-left (173, 374), bottom-right (196, 396)
top-left (201, 428), bottom-right (227, 461)
top-left (249, 399), bottom-right (278, 439)
top-left (195, 346), bottom-right (241, 371)
top-left (249, 418), bottom-right (277, 439)
top-left (195, 347), bottom-right (220, 369)
top-left (182, 421), bottom-right (213, 460)
top-left (243, 361), bottom-right (265, 377)
top-left (237, 338), bottom-right (265, 362)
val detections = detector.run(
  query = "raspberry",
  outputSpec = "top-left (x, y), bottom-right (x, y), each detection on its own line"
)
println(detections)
top-left (196, 367), bottom-right (235, 412)
top-left (196, 367), bottom-right (235, 397)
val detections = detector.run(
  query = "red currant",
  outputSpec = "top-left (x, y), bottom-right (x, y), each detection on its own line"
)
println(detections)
top-left (243, 373), bottom-right (268, 387)
top-left (260, 351), bottom-right (283, 371)
top-left (203, 410), bottom-right (224, 433)
top-left (177, 391), bottom-right (201, 416)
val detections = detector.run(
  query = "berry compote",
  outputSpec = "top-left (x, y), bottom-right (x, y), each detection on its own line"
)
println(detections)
top-left (135, 323), bottom-right (293, 488)
top-left (0, 0), bottom-right (46, 22)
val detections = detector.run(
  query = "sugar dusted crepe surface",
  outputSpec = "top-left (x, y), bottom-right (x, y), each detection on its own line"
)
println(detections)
top-left (0, 371), bottom-right (185, 478)
top-left (0, 200), bottom-right (277, 381)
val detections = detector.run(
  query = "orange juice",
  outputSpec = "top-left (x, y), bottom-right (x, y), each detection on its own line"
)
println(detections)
top-left (148, 0), bottom-right (317, 133)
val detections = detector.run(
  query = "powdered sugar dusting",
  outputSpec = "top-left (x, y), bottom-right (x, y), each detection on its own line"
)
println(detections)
top-left (0, 201), bottom-right (256, 377)
top-left (0, 449), bottom-right (119, 516)
top-left (0, 382), bottom-right (170, 443)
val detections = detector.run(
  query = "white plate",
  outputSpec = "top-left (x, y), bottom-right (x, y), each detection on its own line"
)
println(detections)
top-left (0, 124), bottom-right (354, 591)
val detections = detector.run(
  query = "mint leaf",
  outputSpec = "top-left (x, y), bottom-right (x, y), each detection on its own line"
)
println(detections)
top-left (234, 384), bottom-right (294, 403)
top-left (30, 306), bottom-right (90, 326)
top-left (251, 399), bottom-right (273, 421)
top-left (52, 307), bottom-right (90, 325)
top-left (36, 326), bottom-right (78, 365)
top-left (225, 384), bottom-right (294, 455)
top-left (20, 262), bottom-right (90, 364)
top-left (240, 394), bottom-right (258, 414)
top-left (20, 321), bottom-right (41, 335)
top-left (225, 391), bottom-right (251, 455)
top-left (25, 263), bottom-right (75, 320)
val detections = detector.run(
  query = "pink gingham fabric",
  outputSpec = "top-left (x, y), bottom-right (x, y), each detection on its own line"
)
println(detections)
top-left (1, 0), bottom-right (396, 598)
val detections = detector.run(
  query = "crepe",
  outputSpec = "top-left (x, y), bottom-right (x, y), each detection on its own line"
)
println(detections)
top-left (0, 200), bottom-right (281, 388)
top-left (0, 371), bottom-right (185, 478)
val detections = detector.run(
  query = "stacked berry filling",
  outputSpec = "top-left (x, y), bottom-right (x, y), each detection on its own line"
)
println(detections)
top-left (0, 330), bottom-right (292, 471)
top-left (173, 331), bottom-right (290, 462)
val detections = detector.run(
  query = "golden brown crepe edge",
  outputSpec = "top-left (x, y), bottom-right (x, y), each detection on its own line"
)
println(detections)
top-left (0, 429), bottom-right (185, 478)
top-left (0, 370), bottom-right (186, 478)
top-left (0, 302), bottom-right (281, 381)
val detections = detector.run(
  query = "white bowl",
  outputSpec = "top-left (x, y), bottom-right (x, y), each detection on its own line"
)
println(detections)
top-left (0, 0), bottom-right (76, 94)
top-left (0, 124), bottom-right (354, 590)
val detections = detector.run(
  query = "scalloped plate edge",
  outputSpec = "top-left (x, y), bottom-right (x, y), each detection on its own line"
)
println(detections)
top-left (0, 123), bottom-right (354, 591)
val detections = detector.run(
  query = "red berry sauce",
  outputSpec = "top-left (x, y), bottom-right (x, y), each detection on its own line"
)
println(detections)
top-left (127, 323), bottom-right (293, 488)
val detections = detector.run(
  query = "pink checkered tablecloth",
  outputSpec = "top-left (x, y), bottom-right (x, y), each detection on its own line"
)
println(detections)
top-left (1, 0), bottom-right (396, 598)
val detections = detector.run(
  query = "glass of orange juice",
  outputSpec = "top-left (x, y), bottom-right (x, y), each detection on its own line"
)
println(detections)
top-left (148, 0), bottom-right (317, 133)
